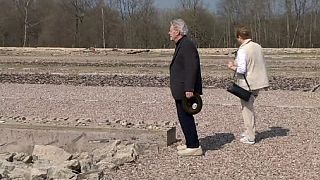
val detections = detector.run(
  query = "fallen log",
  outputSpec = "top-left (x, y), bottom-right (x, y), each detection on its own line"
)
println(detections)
top-left (127, 49), bottom-right (150, 54)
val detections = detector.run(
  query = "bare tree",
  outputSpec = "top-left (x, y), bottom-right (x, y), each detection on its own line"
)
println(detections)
top-left (218, 0), bottom-right (242, 47)
top-left (14, 0), bottom-right (32, 47)
top-left (178, 0), bottom-right (202, 10)
top-left (285, 0), bottom-right (293, 47)
top-left (100, 0), bottom-right (106, 48)
top-left (176, 0), bottom-right (218, 47)
top-left (1, 0), bottom-right (320, 48)
top-left (61, 0), bottom-right (93, 47)
top-left (290, 0), bottom-right (307, 47)
top-left (110, 0), bottom-right (140, 47)
top-left (22, 0), bottom-right (31, 47)
top-left (308, 0), bottom-right (320, 47)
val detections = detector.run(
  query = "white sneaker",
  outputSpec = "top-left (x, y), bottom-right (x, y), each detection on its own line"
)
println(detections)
top-left (240, 137), bottom-right (255, 145)
top-left (241, 132), bottom-right (246, 137)
top-left (177, 146), bottom-right (203, 156)
top-left (176, 144), bottom-right (187, 151)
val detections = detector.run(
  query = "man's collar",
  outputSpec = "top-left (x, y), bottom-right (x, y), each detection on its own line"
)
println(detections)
top-left (175, 35), bottom-right (186, 45)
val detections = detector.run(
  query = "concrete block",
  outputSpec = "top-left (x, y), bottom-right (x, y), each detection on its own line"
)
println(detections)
top-left (0, 123), bottom-right (176, 153)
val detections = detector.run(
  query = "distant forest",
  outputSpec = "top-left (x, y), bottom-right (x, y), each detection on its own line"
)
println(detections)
top-left (0, 0), bottom-right (320, 48)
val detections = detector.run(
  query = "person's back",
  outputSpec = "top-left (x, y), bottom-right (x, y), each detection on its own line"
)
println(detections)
top-left (227, 25), bottom-right (269, 144)
top-left (237, 41), bottom-right (269, 90)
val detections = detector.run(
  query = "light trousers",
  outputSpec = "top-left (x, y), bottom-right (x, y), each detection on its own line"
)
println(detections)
top-left (240, 90), bottom-right (259, 141)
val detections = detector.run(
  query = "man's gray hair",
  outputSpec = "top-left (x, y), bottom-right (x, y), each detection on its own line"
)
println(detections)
top-left (170, 19), bottom-right (188, 35)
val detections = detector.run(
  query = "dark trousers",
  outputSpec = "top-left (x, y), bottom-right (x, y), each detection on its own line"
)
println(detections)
top-left (175, 100), bottom-right (200, 148)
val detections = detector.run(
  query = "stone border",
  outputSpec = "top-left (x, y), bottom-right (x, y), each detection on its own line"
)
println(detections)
top-left (0, 123), bottom-right (176, 153)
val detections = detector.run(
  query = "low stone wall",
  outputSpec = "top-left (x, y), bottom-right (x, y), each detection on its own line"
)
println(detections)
top-left (0, 123), bottom-right (176, 153)
top-left (0, 115), bottom-right (176, 178)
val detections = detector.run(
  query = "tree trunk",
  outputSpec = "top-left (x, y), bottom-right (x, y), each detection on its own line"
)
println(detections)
top-left (290, 0), bottom-right (306, 48)
top-left (101, 7), bottom-right (105, 48)
top-left (23, 0), bottom-right (31, 47)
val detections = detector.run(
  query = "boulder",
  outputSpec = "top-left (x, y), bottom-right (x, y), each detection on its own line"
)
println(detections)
top-left (32, 145), bottom-right (72, 165)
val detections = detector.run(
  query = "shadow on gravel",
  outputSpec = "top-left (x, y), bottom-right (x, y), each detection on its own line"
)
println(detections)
top-left (255, 127), bottom-right (290, 143)
top-left (200, 133), bottom-right (235, 152)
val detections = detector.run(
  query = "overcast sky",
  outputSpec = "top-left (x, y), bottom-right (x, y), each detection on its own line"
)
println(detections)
top-left (153, 0), bottom-right (218, 11)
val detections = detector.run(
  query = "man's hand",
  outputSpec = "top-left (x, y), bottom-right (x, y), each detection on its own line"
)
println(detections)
top-left (185, 91), bottom-right (194, 98)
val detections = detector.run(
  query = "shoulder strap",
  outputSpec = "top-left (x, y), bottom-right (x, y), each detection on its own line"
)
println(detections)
top-left (232, 72), bottom-right (251, 91)
top-left (232, 39), bottom-right (252, 91)
top-left (243, 74), bottom-right (251, 91)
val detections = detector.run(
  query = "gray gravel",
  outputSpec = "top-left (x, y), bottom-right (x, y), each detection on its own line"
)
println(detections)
top-left (1, 47), bottom-right (319, 179)
top-left (1, 84), bottom-right (320, 179)
top-left (0, 73), bottom-right (319, 91)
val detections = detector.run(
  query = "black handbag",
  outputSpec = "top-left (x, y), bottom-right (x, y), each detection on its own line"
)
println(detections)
top-left (227, 74), bottom-right (252, 101)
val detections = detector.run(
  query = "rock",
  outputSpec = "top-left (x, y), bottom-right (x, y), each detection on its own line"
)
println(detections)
top-left (161, 121), bottom-right (171, 127)
top-left (47, 167), bottom-right (76, 180)
top-left (6, 167), bottom-right (30, 180)
top-left (96, 160), bottom-right (118, 171)
top-left (79, 158), bottom-right (95, 173)
top-left (6, 153), bottom-right (16, 162)
top-left (0, 140), bottom-right (141, 177)
top-left (13, 152), bottom-right (28, 161)
top-left (312, 84), bottom-right (320, 92)
top-left (30, 168), bottom-right (48, 180)
top-left (93, 140), bottom-right (121, 163)
top-left (23, 155), bottom-right (33, 163)
top-left (0, 159), bottom-right (16, 172)
top-left (32, 159), bottom-right (55, 171)
top-left (91, 141), bottom-right (139, 170)
top-left (111, 143), bottom-right (138, 166)
top-left (0, 168), bottom-right (9, 179)
top-left (72, 152), bottom-right (95, 173)
top-left (32, 145), bottom-right (72, 165)
top-left (120, 120), bottom-right (128, 126)
top-left (64, 159), bottom-right (81, 173)
top-left (77, 171), bottom-right (105, 180)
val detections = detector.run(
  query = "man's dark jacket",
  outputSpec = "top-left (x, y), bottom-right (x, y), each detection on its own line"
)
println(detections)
top-left (170, 36), bottom-right (203, 100)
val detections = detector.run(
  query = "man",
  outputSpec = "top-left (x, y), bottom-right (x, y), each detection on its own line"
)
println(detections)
top-left (168, 19), bottom-right (203, 156)
top-left (228, 26), bottom-right (269, 144)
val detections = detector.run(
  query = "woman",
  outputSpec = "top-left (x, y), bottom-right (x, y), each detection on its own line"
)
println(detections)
top-left (228, 26), bottom-right (269, 144)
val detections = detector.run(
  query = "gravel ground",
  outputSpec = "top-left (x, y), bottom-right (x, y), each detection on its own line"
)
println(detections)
top-left (1, 84), bottom-right (320, 179)
top-left (0, 48), bottom-right (319, 179)
top-left (0, 74), bottom-right (319, 91)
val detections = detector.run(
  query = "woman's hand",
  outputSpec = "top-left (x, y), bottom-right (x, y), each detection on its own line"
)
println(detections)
top-left (228, 61), bottom-right (237, 71)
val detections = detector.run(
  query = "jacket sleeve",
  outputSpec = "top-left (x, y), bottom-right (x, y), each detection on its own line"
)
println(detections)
top-left (182, 40), bottom-right (200, 92)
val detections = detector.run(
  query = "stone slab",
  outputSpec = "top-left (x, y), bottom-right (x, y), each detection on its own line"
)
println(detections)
top-left (0, 123), bottom-right (176, 153)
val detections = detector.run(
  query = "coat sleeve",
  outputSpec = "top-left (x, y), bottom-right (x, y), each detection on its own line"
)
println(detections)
top-left (182, 40), bottom-right (200, 92)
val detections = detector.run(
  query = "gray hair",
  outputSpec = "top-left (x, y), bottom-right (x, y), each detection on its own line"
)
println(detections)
top-left (170, 19), bottom-right (188, 35)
